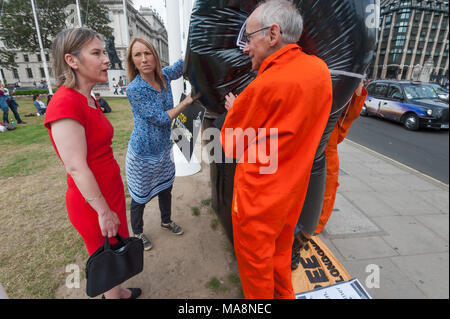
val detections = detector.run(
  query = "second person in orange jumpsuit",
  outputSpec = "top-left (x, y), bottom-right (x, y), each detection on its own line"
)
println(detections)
top-left (221, 0), bottom-right (332, 299)
top-left (315, 81), bottom-right (368, 234)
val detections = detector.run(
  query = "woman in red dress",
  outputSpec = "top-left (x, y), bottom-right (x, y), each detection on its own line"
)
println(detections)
top-left (44, 28), bottom-right (140, 299)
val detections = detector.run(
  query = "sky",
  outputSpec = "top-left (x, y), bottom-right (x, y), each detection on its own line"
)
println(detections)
top-left (132, 0), bottom-right (193, 53)
top-left (133, 0), bottom-right (167, 24)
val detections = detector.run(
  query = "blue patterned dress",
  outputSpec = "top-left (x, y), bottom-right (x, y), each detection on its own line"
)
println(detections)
top-left (125, 58), bottom-right (183, 204)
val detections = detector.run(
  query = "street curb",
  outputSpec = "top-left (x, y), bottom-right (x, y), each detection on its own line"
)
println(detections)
top-left (345, 139), bottom-right (449, 190)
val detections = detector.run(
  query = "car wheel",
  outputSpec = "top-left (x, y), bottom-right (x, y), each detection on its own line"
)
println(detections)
top-left (403, 113), bottom-right (420, 131)
top-left (360, 105), bottom-right (369, 116)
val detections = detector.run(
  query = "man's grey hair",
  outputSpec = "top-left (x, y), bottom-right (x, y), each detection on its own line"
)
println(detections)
top-left (255, 0), bottom-right (303, 44)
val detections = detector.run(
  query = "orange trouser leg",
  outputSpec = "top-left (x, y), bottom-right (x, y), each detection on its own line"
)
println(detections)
top-left (232, 187), bottom-right (301, 299)
top-left (273, 209), bottom-right (300, 299)
top-left (232, 213), bottom-right (274, 299)
top-left (315, 129), bottom-right (340, 234)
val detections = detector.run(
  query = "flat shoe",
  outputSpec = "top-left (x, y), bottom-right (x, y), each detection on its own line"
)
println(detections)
top-left (161, 221), bottom-right (184, 235)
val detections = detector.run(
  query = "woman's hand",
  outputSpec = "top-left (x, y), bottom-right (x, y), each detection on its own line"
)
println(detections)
top-left (182, 93), bottom-right (194, 106)
top-left (98, 210), bottom-right (121, 238)
top-left (224, 92), bottom-right (236, 111)
top-left (167, 92), bottom-right (201, 120)
top-left (182, 92), bottom-right (201, 106)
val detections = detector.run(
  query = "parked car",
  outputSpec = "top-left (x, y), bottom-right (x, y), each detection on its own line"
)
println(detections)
top-left (426, 83), bottom-right (449, 102)
top-left (361, 80), bottom-right (449, 131)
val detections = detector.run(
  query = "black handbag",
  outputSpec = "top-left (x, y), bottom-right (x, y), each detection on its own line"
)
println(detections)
top-left (85, 234), bottom-right (144, 297)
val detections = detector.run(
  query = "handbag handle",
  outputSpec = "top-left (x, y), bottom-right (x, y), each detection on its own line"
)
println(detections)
top-left (103, 234), bottom-right (126, 250)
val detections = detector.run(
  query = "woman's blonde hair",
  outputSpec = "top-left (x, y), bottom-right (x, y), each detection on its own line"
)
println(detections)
top-left (126, 37), bottom-right (166, 90)
top-left (52, 28), bottom-right (103, 88)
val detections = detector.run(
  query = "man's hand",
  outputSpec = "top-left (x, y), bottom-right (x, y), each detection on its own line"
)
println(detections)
top-left (224, 92), bottom-right (236, 111)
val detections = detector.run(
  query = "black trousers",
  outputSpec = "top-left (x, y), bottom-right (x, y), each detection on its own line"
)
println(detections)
top-left (130, 185), bottom-right (172, 235)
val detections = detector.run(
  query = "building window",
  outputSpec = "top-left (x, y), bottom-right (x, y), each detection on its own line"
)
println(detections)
top-left (26, 68), bottom-right (33, 78)
top-left (13, 68), bottom-right (19, 79)
top-left (392, 54), bottom-right (401, 64)
top-left (394, 39), bottom-right (405, 47)
top-left (24, 54), bottom-right (29, 62)
top-left (40, 68), bottom-right (45, 78)
top-left (399, 12), bottom-right (410, 20)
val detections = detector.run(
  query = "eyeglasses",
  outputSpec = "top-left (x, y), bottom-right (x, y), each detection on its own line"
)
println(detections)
top-left (236, 22), bottom-right (270, 50)
top-left (243, 27), bottom-right (270, 44)
top-left (236, 22), bottom-right (282, 51)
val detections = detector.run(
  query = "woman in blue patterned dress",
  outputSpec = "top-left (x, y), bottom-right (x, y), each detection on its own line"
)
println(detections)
top-left (125, 37), bottom-right (197, 250)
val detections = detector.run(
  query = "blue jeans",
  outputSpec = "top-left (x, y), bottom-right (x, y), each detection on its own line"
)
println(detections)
top-left (8, 99), bottom-right (23, 123)
top-left (1, 105), bottom-right (8, 123)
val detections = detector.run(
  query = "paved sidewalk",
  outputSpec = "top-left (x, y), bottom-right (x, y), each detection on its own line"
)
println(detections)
top-left (318, 139), bottom-right (449, 299)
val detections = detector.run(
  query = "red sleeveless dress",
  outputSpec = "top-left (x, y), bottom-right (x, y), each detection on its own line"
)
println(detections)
top-left (44, 86), bottom-right (129, 255)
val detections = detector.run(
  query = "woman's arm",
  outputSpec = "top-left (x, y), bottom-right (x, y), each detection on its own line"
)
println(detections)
top-left (51, 119), bottom-right (120, 238)
top-left (127, 90), bottom-right (172, 127)
top-left (163, 58), bottom-right (184, 81)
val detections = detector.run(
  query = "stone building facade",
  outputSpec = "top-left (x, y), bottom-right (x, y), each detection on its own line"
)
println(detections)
top-left (369, 0), bottom-right (449, 85)
top-left (0, 0), bottom-right (168, 87)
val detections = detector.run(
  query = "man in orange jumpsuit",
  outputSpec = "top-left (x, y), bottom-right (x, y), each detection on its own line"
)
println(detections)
top-left (314, 81), bottom-right (368, 234)
top-left (220, 0), bottom-right (332, 299)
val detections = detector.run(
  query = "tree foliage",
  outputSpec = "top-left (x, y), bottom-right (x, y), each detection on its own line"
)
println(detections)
top-left (0, 0), bottom-right (113, 69)
top-left (0, 47), bottom-right (16, 70)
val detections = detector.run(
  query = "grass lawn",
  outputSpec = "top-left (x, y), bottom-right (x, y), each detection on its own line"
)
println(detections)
top-left (0, 96), bottom-right (133, 298)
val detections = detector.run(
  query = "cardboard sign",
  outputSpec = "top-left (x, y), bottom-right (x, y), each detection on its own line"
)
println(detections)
top-left (296, 278), bottom-right (372, 299)
top-left (292, 236), bottom-right (352, 294)
top-left (171, 94), bottom-right (206, 162)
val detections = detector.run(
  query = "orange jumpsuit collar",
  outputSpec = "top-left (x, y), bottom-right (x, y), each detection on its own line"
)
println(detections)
top-left (258, 44), bottom-right (303, 76)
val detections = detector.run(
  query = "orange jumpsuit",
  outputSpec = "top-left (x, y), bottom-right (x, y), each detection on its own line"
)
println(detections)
top-left (221, 44), bottom-right (332, 299)
top-left (315, 87), bottom-right (368, 234)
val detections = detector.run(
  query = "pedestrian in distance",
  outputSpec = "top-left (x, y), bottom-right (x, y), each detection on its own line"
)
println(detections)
top-left (221, 0), bottom-right (333, 299)
top-left (5, 87), bottom-right (26, 124)
top-left (46, 94), bottom-right (53, 106)
top-left (44, 27), bottom-right (141, 299)
top-left (118, 76), bottom-right (125, 95)
top-left (0, 89), bottom-right (9, 124)
top-left (125, 36), bottom-right (200, 251)
top-left (94, 92), bottom-right (112, 113)
top-left (112, 77), bottom-right (119, 95)
top-left (33, 94), bottom-right (47, 116)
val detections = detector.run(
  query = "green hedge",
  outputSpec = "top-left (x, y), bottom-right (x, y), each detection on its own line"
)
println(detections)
top-left (13, 89), bottom-right (57, 96)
